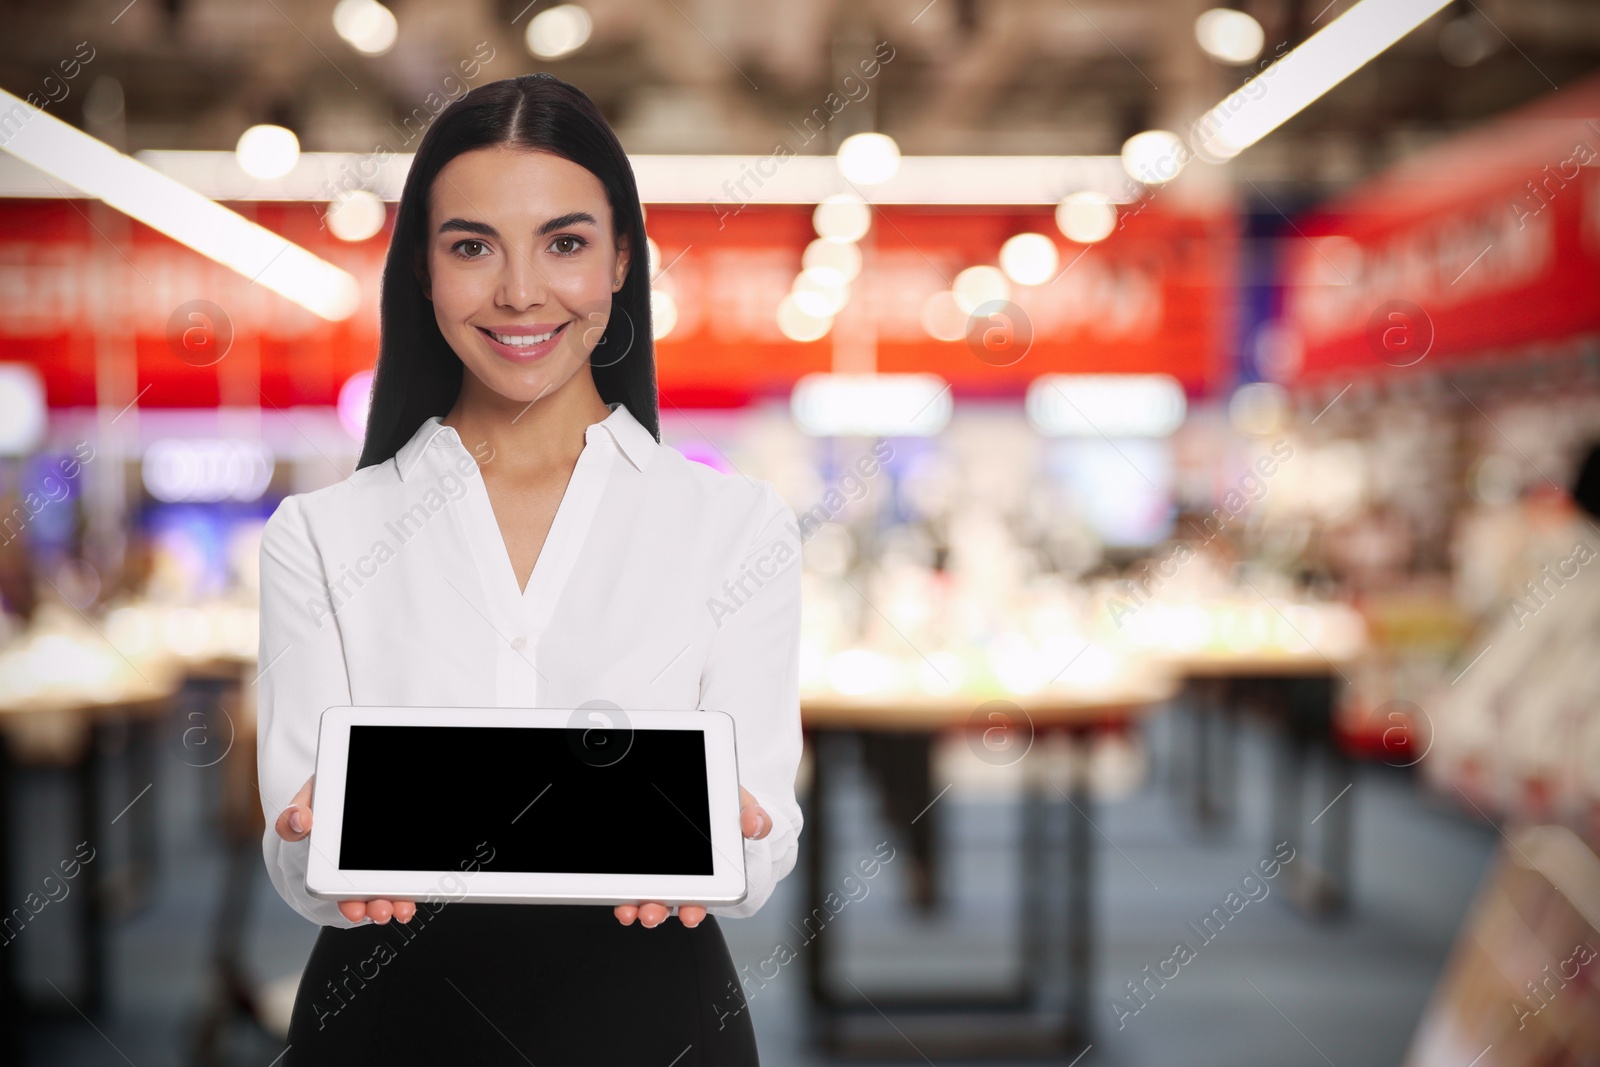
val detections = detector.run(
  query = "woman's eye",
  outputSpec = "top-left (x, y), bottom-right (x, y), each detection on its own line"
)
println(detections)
top-left (551, 235), bottom-right (586, 256)
top-left (452, 239), bottom-right (489, 259)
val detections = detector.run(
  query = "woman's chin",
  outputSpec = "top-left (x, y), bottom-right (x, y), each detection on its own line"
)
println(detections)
top-left (456, 345), bottom-right (585, 407)
top-left (478, 366), bottom-right (569, 407)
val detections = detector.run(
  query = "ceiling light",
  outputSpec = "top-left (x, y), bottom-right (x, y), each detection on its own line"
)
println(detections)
top-left (837, 133), bottom-right (901, 185)
top-left (332, 0), bottom-right (399, 56)
top-left (325, 189), bottom-right (386, 241)
top-left (812, 193), bottom-right (872, 242)
top-left (236, 124), bottom-right (299, 180)
top-left (1121, 130), bottom-right (1188, 185)
top-left (801, 238), bottom-right (862, 286)
top-left (791, 273), bottom-right (848, 317)
top-left (0, 89), bottom-right (359, 320)
top-left (776, 295), bottom-right (833, 341)
top-left (1055, 191), bottom-right (1118, 243)
top-left (1192, 0), bottom-right (1454, 161)
top-left (952, 265), bottom-right (1010, 315)
top-left (999, 233), bottom-right (1059, 286)
top-left (920, 291), bottom-right (968, 342)
top-left (527, 5), bottom-right (592, 59)
top-left (1195, 8), bottom-right (1265, 64)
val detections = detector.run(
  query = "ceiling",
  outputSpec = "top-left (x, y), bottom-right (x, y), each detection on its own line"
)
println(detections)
top-left (2, 0), bottom-right (1599, 201)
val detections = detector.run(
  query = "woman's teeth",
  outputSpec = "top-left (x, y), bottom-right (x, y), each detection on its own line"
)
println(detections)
top-left (486, 325), bottom-right (562, 346)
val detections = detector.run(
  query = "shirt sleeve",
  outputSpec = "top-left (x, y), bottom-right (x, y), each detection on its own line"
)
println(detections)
top-left (256, 493), bottom-right (369, 929)
top-left (700, 483), bottom-right (805, 920)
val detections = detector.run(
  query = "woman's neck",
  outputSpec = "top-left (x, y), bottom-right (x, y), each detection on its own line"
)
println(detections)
top-left (441, 370), bottom-right (612, 478)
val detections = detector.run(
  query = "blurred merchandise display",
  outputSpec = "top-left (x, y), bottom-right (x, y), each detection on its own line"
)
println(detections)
top-left (1430, 440), bottom-right (1600, 841)
top-left (1404, 824), bottom-right (1600, 1067)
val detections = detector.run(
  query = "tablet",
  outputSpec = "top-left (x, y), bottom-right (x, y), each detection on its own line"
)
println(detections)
top-left (304, 705), bottom-right (748, 908)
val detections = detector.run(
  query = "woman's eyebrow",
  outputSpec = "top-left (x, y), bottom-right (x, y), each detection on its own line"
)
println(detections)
top-left (536, 210), bottom-right (599, 235)
top-left (438, 217), bottom-right (498, 238)
top-left (437, 211), bottom-right (600, 238)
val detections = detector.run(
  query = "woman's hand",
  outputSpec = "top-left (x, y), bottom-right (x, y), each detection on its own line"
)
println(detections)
top-left (615, 785), bottom-right (771, 929)
top-left (276, 773), bottom-right (417, 925)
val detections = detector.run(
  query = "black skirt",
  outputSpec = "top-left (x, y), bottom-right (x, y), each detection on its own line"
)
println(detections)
top-left (284, 902), bottom-right (760, 1066)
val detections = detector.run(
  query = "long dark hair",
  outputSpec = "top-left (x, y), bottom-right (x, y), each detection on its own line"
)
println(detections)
top-left (357, 73), bottom-right (658, 471)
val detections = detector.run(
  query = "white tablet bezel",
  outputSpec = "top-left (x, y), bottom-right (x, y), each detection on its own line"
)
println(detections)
top-left (305, 705), bottom-right (748, 907)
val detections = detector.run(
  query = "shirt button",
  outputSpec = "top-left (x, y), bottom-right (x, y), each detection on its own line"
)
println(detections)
top-left (510, 635), bottom-right (527, 652)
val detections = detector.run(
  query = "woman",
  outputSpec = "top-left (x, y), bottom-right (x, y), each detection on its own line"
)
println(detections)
top-left (256, 73), bottom-right (803, 1065)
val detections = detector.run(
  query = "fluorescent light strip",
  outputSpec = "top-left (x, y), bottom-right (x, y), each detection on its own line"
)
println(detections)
top-left (0, 90), bottom-right (360, 321)
top-left (1192, 0), bottom-right (1453, 161)
top-left (0, 148), bottom-right (1143, 206)
top-left (630, 154), bottom-right (1143, 205)
top-left (1025, 374), bottom-right (1187, 437)
top-left (791, 373), bottom-right (952, 437)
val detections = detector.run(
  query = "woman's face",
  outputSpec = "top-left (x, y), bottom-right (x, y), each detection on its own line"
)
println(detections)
top-left (423, 147), bottom-right (630, 407)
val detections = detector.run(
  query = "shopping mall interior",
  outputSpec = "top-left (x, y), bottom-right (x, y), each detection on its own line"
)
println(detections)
top-left (1, 0), bottom-right (1599, 1063)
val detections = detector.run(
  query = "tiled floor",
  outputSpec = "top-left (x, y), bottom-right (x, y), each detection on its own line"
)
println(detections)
top-left (12, 707), bottom-right (1497, 1066)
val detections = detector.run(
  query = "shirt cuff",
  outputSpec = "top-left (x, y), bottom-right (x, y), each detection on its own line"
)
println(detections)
top-left (262, 829), bottom-right (370, 929)
top-left (704, 817), bottom-right (800, 920)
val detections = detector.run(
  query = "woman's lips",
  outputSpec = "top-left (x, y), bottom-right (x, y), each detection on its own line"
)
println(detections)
top-left (477, 322), bottom-right (568, 362)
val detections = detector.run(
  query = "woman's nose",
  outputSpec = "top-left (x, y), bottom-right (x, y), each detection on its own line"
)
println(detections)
top-left (497, 248), bottom-right (552, 309)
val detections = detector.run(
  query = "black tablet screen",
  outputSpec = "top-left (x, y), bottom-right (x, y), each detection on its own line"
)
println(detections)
top-left (336, 725), bottom-right (715, 875)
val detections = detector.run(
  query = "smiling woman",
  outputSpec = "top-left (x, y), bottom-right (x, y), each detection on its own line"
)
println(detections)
top-left (426, 158), bottom-right (623, 403)
top-left (258, 73), bottom-right (801, 1066)
top-left (357, 75), bottom-right (658, 474)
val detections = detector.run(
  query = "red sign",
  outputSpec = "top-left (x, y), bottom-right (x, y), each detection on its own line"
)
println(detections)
top-left (0, 197), bottom-right (1232, 407)
top-left (1283, 73), bottom-right (1600, 381)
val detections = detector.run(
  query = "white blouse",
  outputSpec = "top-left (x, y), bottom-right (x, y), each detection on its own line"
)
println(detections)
top-left (256, 402), bottom-right (804, 928)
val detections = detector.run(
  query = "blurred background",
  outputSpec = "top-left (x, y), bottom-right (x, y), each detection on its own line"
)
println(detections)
top-left (1, 0), bottom-right (1599, 1064)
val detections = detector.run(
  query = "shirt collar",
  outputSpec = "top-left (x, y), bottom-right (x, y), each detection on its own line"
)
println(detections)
top-left (590, 402), bottom-right (657, 473)
top-left (392, 402), bottom-right (656, 482)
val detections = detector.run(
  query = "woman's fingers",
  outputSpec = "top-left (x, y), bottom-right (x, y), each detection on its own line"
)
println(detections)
top-left (336, 898), bottom-right (416, 924)
top-left (274, 805), bottom-right (310, 841)
top-left (615, 902), bottom-right (702, 928)
top-left (738, 786), bottom-right (771, 840)
top-left (275, 774), bottom-right (317, 842)
top-left (741, 806), bottom-right (771, 839)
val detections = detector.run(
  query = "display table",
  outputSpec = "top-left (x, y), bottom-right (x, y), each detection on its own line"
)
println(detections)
top-left (0, 669), bottom-right (180, 1049)
top-left (184, 651), bottom-right (273, 1064)
top-left (1161, 648), bottom-right (1362, 916)
top-left (798, 672), bottom-right (1177, 1058)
